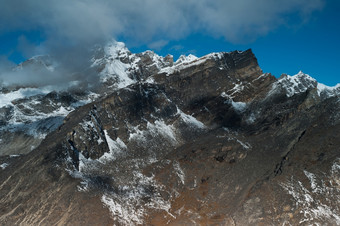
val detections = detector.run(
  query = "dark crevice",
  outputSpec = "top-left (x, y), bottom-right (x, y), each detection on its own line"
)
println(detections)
top-left (274, 155), bottom-right (288, 176)
top-left (298, 130), bottom-right (306, 142)
top-left (68, 139), bottom-right (80, 170)
top-left (274, 129), bottom-right (306, 176)
top-left (214, 154), bottom-right (227, 162)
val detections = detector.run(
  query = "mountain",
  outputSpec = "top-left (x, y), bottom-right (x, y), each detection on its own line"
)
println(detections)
top-left (1, 41), bottom-right (340, 225)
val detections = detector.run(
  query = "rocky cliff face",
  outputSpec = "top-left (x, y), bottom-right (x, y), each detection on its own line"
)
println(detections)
top-left (1, 41), bottom-right (340, 225)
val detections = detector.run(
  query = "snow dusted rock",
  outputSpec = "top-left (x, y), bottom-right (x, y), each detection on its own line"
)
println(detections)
top-left (0, 84), bottom-right (99, 155)
top-left (269, 71), bottom-right (340, 100)
top-left (317, 82), bottom-right (340, 99)
top-left (275, 71), bottom-right (318, 98)
top-left (1, 41), bottom-right (340, 225)
top-left (91, 41), bottom-right (175, 90)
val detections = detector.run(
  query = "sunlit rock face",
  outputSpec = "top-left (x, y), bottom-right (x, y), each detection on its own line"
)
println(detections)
top-left (1, 41), bottom-right (340, 225)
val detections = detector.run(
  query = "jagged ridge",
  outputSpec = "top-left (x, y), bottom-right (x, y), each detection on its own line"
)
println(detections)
top-left (1, 41), bottom-right (340, 225)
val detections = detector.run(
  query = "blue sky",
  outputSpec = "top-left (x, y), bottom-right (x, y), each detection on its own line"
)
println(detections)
top-left (0, 0), bottom-right (339, 86)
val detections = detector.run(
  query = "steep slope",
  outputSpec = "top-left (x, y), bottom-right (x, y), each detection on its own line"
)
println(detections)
top-left (1, 44), bottom-right (340, 225)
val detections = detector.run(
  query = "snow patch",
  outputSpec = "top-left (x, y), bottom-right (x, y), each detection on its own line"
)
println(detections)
top-left (128, 125), bottom-right (146, 142)
top-left (0, 163), bottom-right (9, 169)
top-left (220, 92), bottom-right (231, 99)
top-left (228, 83), bottom-right (245, 97)
top-left (252, 73), bottom-right (268, 82)
top-left (221, 92), bottom-right (247, 112)
top-left (144, 76), bottom-right (155, 84)
top-left (232, 101), bottom-right (247, 112)
top-left (159, 55), bottom-right (205, 75)
top-left (148, 120), bottom-right (177, 143)
top-left (174, 54), bottom-right (198, 65)
top-left (317, 82), bottom-right (340, 97)
top-left (235, 139), bottom-right (251, 149)
top-left (101, 195), bottom-right (145, 225)
top-left (99, 130), bottom-right (127, 162)
top-left (177, 108), bottom-right (205, 129)
top-left (246, 113), bottom-right (257, 124)
top-left (128, 120), bottom-right (177, 144)
top-left (173, 161), bottom-right (185, 184)
top-left (97, 136), bottom-right (104, 145)
top-left (127, 120), bottom-right (179, 151)
top-left (304, 170), bottom-right (318, 192)
top-left (222, 128), bottom-right (252, 150)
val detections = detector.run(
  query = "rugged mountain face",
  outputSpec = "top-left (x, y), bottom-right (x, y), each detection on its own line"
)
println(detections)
top-left (0, 41), bottom-right (178, 155)
top-left (1, 41), bottom-right (340, 225)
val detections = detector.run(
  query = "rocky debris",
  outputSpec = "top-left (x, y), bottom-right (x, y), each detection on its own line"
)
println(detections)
top-left (1, 42), bottom-right (340, 225)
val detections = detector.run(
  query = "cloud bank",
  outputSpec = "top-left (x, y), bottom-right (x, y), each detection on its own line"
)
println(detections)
top-left (0, 0), bottom-right (324, 44)
top-left (0, 0), bottom-right (324, 86)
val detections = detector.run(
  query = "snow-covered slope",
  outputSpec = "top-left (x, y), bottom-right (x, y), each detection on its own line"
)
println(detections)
top-left (317, 82), bottom-right (340, 98)
top-left (270, 71), bottom-right (340, 99)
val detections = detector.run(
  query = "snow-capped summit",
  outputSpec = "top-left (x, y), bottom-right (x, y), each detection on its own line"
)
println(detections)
top-left (104, 41), bottom-right (130, 59)
top-left (174, 54), bottom-right (198, 66)
top-left (273, 71), bottom-right (317, 97)
top-left (270, 71), bottom-right (340, 99)
top-left (1, 40), bottom-right (340, 226)
top-left (317, 82), bottom-right (340, 97)
top-left (91, 40), bottom-right (198, 88)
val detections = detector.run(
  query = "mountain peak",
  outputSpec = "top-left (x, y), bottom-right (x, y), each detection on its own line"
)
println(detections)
top-left (1, 41), bottom-right (340, 225)
top-left (16, 55), bottom-right (55, 72)
top-left (105, 41), bottom-right (130, 58)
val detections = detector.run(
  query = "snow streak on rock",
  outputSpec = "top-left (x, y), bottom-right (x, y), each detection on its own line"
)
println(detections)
top-left (0, 163), bottom-right (9, 169)
top-left (281, 159), bottom-right (340, 225)
top-left (128, 120), bottom-right (177, 145)
top-left (222, 128), bottom-right (252, 150)
top-left (177, 108), bottom-right (205, 129)
top-left (100, 130), bottom-right (127, 162)
top-left (101, 172), bottom-right (173, 226)
top-left (173, 161), bottom-right (185, 185)
top-left (221, 92), bottom-right (247, 112)
top-left (159, 54), bottom-right (200, 75)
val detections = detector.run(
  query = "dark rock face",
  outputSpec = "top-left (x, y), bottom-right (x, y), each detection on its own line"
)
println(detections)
top-left (1, 44), bottom-right (340, 225)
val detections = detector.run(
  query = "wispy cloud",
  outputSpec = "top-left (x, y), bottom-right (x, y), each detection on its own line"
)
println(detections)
top-left (147, 40), bottom-right (169, 51)
top-left (0, 0), bottom-right (324, 46)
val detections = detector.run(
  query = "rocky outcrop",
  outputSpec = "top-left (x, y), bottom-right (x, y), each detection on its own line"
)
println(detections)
top-left (1, 42), bottom-right (340, 225)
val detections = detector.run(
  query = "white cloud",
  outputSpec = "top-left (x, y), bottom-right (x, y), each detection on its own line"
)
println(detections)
top-left (0, 0), bottom-right (324, 46)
